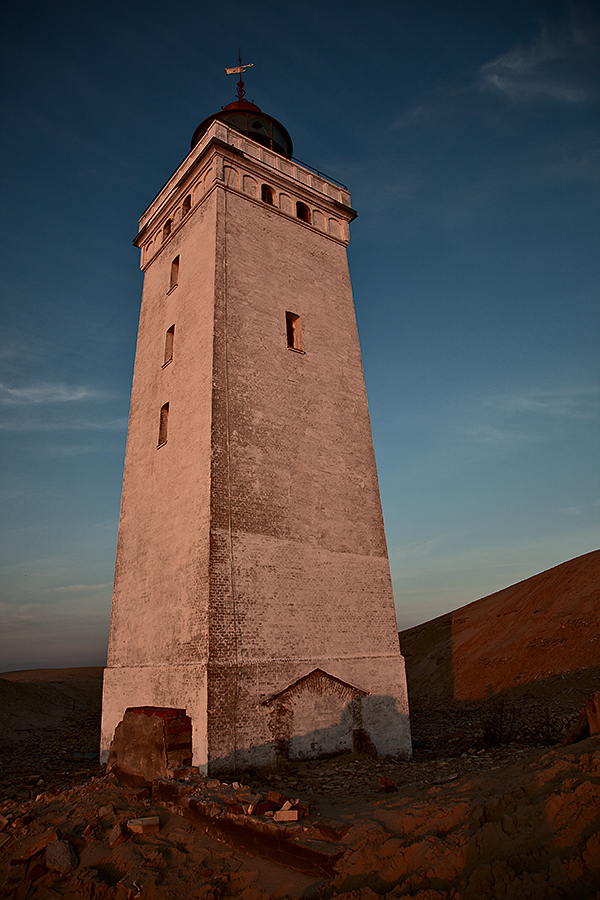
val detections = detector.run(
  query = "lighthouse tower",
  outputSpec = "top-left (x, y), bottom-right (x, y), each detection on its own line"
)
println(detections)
top-left (101, 78), bottom-right (411, 772)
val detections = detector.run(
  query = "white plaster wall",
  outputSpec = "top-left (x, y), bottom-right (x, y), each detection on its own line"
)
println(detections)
top-left (102, 129), bottom-right (411, 770)
top-left (221, 192), bottom-right (387, 555)
top-left (212, 531), bottom-right (399, 673)
top-left (100, 664), bottom-right (208, 769)
top-left (205, 184), bottom-right (411, 765)
top-left (101, 191), bottom-right (217, 758)
top-left (107, 194), bottom-right (216, 668)
top-left (204, 654), bottom-right (410, 771)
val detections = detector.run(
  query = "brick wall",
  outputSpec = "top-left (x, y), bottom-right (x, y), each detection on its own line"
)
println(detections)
top-left (101, 122), bottom-right (411, 770)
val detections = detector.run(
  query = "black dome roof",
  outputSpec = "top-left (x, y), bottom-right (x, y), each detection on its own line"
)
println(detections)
top-left (191, 99), bottom-right (293, 158)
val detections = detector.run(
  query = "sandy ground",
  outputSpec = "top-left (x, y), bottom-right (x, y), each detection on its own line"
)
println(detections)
top-left (1, 550), bottom-right (599, 898)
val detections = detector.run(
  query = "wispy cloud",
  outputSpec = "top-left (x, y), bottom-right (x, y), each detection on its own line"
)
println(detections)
top-left (0, 382), bottom-right (108, 405)
top-left (0, 418), bottom-right (126, 433)
top-left (41, 584), bottom-right (111, 594)
top-left (0, 381), bottom-right (124, 439)
top-left (432, 384), bottom-right (600, 462)
top-left (0, 382), bottom-right (105, 405)
top-left (463, 422), bottom-right (533, 449)
top-left (560, 498), bottom-right (600, 517)
top-left (480, 19), bottom-right (598, 104)
top-left (484, 386), bottom-right (600, 419)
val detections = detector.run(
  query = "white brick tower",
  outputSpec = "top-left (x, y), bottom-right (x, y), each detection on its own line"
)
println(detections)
top-left (101, 87), bottom-right (411, 772)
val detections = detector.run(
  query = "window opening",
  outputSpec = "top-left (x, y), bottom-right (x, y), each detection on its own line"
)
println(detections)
top-left (158, 402), bottom-right (169, 447)
top-left (162, 219), bottom-right (172, 242)
top-left (169, 255), bottom-right (180, 291)
top-left (182, 195), bottom-right (191, 217)
top-left (286, 311), bottom-right (303, 352)
top-left (163, 325), bottom-right (175, 366)
top-left (261, 184), bottom-right (276, 205)
top-left (296, 202), bottom-right (311, 224)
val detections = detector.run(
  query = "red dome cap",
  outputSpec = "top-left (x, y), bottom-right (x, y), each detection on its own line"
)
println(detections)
top-left (221, 99), bottom-right (262, 113)
top-left (191, 99), bottom-right (293, 158)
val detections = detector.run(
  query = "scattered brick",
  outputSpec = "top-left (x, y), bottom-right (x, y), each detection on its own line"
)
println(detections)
top-left (254, 801), bottom-right (278, 815)
top-left (11, 829), bottom-right (58, 863)
top-left (273, 809), bottom-right (299, 822)
top-left (379, 776), bottom-right (397, 793)
top-left (127, 816), bottom-right (161, 834)
top-left (226, 803), bottom-right (246, 815)
top-left (235, 792), bottom-right (262, 814)
top-left (107, 821), bottom-right (128, 848)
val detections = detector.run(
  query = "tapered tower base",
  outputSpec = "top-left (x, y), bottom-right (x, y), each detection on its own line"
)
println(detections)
top-left (101, 101), bottom-right (411, 771)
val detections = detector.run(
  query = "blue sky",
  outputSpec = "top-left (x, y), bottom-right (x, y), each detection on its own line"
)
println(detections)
top-left (1, 0), bottom-right (598, 670)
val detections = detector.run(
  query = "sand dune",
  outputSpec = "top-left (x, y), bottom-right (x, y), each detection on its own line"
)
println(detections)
top-left (400, 548), bottom-right (600, 704)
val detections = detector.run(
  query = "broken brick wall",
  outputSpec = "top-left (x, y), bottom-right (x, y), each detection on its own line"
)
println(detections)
top-left (107, 707), bottom-right (192, 787)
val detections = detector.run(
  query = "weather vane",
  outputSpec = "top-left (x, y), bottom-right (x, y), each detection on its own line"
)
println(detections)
top-left (225, 49), bottom-right (254, 103)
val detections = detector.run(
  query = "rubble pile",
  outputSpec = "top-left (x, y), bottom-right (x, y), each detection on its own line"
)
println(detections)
top-left (2, 626), bottom-right (600, 898)
top-left (1, 735), bottom-right (600, 899)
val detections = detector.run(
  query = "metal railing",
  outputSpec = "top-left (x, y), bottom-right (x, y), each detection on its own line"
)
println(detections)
top-left (291, 157), bottom-right (348, 190)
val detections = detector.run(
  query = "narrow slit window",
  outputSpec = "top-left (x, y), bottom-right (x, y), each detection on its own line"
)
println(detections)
top-left (286, 311), bottom-right (303, 352)
top-left (163, 325), bottom-right (175, 366)
top-left (296, 202), bottom-right (311, 224)
top-left (182, 194), bottom-right (191, 217)
top-left (261, 184), bottom-right (275, 205)
top-left (169, 255), bottom-right (180, 290)
top-left (162, 219), bottom-right (172, 242)
top-left (158, 402), bottom-right (169, 447)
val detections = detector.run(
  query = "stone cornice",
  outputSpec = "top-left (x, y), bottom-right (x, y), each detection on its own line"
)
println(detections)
top-left (135, 122), bottom-right (356, 255)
